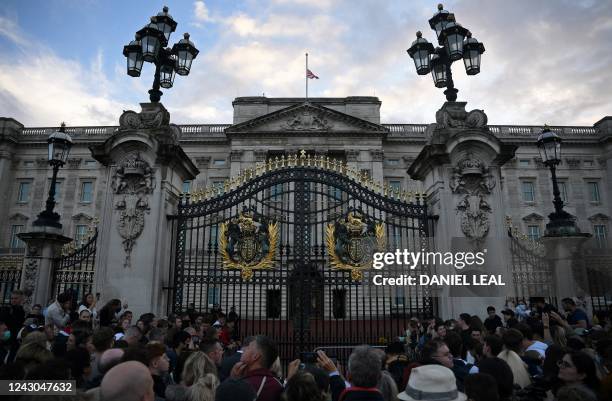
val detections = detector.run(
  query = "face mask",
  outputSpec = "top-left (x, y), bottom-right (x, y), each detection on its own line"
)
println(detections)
top-left (2, 331), bottom-right (10, 341)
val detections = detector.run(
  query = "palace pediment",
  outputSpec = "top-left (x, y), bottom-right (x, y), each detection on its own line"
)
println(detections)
top-left (225, 102), bottom-right (388, 136)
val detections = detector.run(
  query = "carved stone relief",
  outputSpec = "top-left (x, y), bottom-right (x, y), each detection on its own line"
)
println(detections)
top-left (282, 110), bottom-right (333, 131)
top-left (450, 153), bottom-right (496, 242)
top-left (436, 107), bottom-right (488, 129)
top-left (22, 258), bottom-right (39, 306)
top-left (112, 153), bottom-right (155, 268)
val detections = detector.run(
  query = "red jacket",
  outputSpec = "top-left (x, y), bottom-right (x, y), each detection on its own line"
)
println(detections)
top-left (242, 368), bottom-right (283, 401)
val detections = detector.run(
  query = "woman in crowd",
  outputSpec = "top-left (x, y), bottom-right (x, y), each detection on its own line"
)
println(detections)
top-left (557, 351), bottom-right (601, 400)
top-left (78, 293), bottom-right (97, 322)
top-left (497, 328), bottom-right (532, 389)
top-left (182, 351), bottom-right (219, 401)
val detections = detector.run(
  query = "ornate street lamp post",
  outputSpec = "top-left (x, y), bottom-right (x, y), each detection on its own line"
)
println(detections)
top-left (536, 126), bottom-right (585, 236)
top-left (407, 4), bottom-right (485, 101)
top-left (123, 6), bottom-right (199, 103)
top-left (32, 123), bottom-right (73, 229)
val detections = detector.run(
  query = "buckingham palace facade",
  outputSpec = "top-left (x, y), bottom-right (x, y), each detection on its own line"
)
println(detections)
top-left (1, 96), bottom-right (611, 325)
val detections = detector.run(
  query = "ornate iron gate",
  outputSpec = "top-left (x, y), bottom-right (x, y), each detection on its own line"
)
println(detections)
top-left (170, 152), bottom-right (435, 359)
top-left (52, 228), bottom-right (98, 301)
top-left (506, 218), bottom-right (554, 299)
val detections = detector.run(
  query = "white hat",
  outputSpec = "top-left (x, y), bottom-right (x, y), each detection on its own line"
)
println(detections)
top-left (398, 365), bottom-right (467, 401)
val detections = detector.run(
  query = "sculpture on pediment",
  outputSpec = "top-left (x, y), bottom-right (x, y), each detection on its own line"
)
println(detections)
top-left (435, 102), bottom-right (488, 130)
top-left (112, 153), bottom-right (155, 268)
top-left (283, 110), bottom-right (333, 131)
top-left (450, 154), bottom-right (495, 242)
top-left (118, 103), bottom-right (171, 131)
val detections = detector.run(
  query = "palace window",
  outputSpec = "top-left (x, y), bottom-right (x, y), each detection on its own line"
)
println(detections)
top-left (587, 181), bottom-right (601, 202)
top-left (182, 180), bottom-right (191, 194)
top-left (386, 159), bottom-right (400, 166)
top-left (271, 183), bottom-right (283, 201)
top-left (394, 287), bottom-right (406, 307)
top-left (10, 225), bottom-right (25, 249)
top-left (594, 225), bottom-right (607, 248)
top-left (213, 159), bottom-right (226, 166)
top-left (519, 159), bottom-right (530, 167)
top-left (75, 224), bottom-right (89, 247)
top-left (527, 225), bottom-right (541, 241)
top-left (558, 181), bottom-right (568, 203)
top-left (521, 181), bottom-right (535, 202)
top-left (209, 225), bottom-right (219, 246)
top-left (48, 179), bottom-right (62, 203)
top-left (84, 160), bottom-right (97, 167)
top-left (80, 181), bottom-right (94, 203)
top-left (17, 181), bottom-right (31, 203)
top-left (207, 288), bottom-right (220, 307)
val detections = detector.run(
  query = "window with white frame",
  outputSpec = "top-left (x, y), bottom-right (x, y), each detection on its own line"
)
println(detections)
top-left (182, 180), bottom-right (191, 194)
top-left (594, 225), bottom-right (607, 248)
top-left (75, 224), bottom-right (89, 246)
top-left (10, 225), bottom-right (25, 249)
top-left (271, 183), bottom-right (283, 201)
top-left (207, 287), bottom-right (220, 307)
top-left (17, 181), bottom-right (31, 203)
top-left (386, 159), bottom-right (400, 166)
top-left (48, 180), bottom-right (62, 203)
top-left (527, 225), bottom-right (541, 241)
top-left (521, 181), bottom-right (535, 202)
top-left (558, 181), bottom-right (568, 203)
top-left (394, 287), bottom-right (406, 306)
top-left (213, 159), bottom-right (226, 166)
top-left (519, 159), bottom-right (530, 167)
top-left (80, 181), bottom-right (94, 203)
top-left (587, 181), bottom-right (601, 202)
top-left (209, 224), bottom-right (219, 246)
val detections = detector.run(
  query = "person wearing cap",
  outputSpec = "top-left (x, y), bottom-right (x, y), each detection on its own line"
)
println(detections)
top-left (398, 364), bottom-right (467, 401)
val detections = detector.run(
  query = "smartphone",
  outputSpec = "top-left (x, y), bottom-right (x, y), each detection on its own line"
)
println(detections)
top-left (300, 352), bottom-right (318, 364)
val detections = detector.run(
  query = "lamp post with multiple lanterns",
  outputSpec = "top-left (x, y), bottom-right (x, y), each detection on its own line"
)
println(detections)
top-left (123, 6), bottom-right (199, 103)
top-left (407, 4), bottom-right (485, 102)
top-left (32, 123), bottom-right (73, 229)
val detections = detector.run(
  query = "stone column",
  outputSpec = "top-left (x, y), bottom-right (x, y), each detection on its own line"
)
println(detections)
top-left (90, 102), bottom-right (199, 317)
top-left (18, 228), bottom-right (71, 307)
top-left (408, 102), bottom-right (517, 319)
top-left (0, 119), bottom-right (21, 231)
top-left (541, 236), bottom-right (591, 301)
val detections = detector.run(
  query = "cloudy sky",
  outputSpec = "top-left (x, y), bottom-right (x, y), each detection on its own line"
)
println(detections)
top-left (1, 0), bottom-right (611, 127)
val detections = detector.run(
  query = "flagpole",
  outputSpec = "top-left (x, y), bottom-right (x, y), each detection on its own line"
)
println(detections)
top-left (305, 52), bottom-right (308, 101)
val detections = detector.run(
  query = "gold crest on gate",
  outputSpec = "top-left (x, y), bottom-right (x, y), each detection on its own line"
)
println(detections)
top-left (219, 209), bottom-right (278, 280)
top-left (326, 209), bottom-right (385, 281)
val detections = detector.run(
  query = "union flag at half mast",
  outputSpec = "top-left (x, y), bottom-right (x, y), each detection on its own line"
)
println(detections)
top-left (306, 69), bottom-right (319, 79)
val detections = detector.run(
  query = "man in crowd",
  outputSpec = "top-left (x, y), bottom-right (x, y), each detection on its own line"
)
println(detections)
top-left (200, 338), bottom-right (224, 367)
top-left (100, 361), bottom-right (154, 401)
top-left (45, 292), bottom-right (72, 331)
top-left (231, 334), bottom-right (283, 401)
top-left (562, 297), bottom-right (589, 329)
top-left (484, 306), bottom-right (503, 334)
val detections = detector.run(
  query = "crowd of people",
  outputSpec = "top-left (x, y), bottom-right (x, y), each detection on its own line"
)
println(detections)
top-left (1, 290), bottom-right (612, 401)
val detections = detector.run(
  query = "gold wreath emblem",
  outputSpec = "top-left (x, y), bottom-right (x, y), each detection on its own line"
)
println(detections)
top-left (326, 221), bottom-right (385, 281)
top-left (219, 220), bottom-right (279, 280)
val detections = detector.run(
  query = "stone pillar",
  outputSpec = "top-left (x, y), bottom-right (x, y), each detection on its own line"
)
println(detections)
top-left (90, 103), bottom-right (199, 317)
top-left (0, 118), bottom-right (21, 232)
top-left (541, 236), bottom-right (591, 301)
top-left (408, 102), bottom-right (517, 320)
top-left (18, 227), bottom-right (71, 307)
